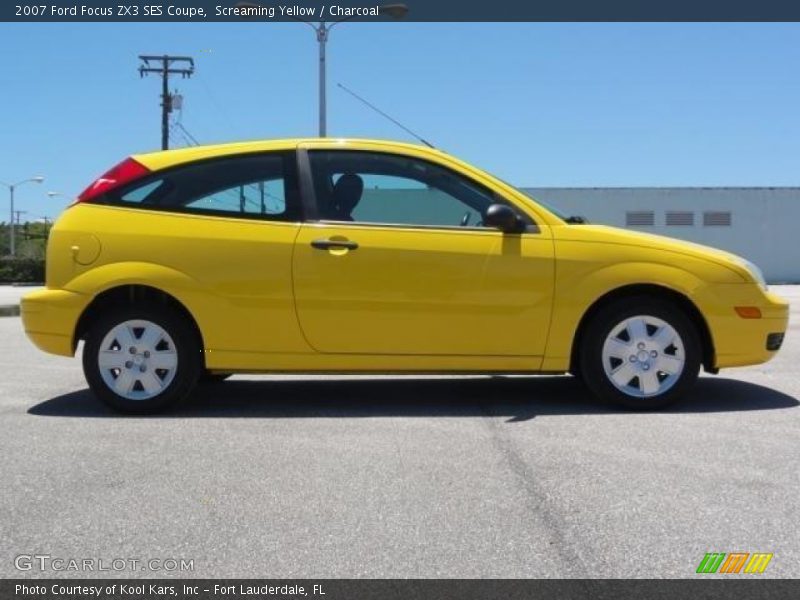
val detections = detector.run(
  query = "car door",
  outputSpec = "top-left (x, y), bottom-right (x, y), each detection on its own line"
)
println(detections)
top-left (292, 147), bottom-right (555, 357)
top-left (104, 150), bottom-right (310, 358)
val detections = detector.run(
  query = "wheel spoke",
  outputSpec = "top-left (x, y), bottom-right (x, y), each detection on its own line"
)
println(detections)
top-left (113, 370), bottom-right (136, 395)
top-left (639, 370), bottom-right (661, 395)
top-left (604, 337), bottom-right (632, 359)
top-left (150, 351), bottom-right (177, 370)
top-left (138, 325), bottom-right (164, 351)
top-left (651, 325), bottom-right (675, 350)
top-left (139, 371), bottom-right (164, 394)
top-left (627, 317), bottom-right (648, 342)
top-left (656, 353), bottom-right (684, 375)
top-left (114, 325), bottom-right (136, 350)
top-left (98, 350), bottom-right (126, 369)
top-left (610, 362), bottom-right (637, 387)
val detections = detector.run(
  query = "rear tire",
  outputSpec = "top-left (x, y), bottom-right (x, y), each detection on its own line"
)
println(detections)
top-left (578, 296), bottom-right (701, 410)
top-left (82, 306), bottom-right (202, 414)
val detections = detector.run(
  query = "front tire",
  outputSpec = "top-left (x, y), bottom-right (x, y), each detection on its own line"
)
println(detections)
top-left (82, 306), bottom-right (202, 413)
top-left (578, 296), bottom-right (701, 410)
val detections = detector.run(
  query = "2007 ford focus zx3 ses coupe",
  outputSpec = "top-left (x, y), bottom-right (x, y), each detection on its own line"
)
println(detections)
top-left (21, 138), bottom-right (789, 413)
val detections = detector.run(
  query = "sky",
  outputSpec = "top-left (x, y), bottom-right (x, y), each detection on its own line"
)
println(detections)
top-left (1, 22), bottom-right (799, 219)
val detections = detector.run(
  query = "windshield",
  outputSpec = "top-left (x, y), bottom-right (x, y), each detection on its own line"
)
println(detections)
top-left (489, 174), bottom-right (570, 221)
top-left (519, 191), bottom-right (571, 221)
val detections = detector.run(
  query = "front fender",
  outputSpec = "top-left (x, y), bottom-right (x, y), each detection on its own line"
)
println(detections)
top-left (542, 261), bottom-right (710, 371)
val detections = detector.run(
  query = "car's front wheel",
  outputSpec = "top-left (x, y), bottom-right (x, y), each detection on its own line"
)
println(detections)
top-left (578, 296), bottom-right (701, 409)
top-left (82, 306), bottom-right (202, 413)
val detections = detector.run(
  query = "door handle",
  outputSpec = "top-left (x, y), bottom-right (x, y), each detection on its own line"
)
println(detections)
top-left (311, 239), bottom-right (359, 251)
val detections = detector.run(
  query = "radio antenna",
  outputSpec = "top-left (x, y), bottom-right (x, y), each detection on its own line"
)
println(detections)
top-left (337, 82), bottom-right (436, 149)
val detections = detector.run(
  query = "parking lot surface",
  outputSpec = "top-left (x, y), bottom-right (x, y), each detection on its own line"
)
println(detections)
top-left (1, 287), bottom-right (798, 578)
top-left (0, 285), bottom-right (41, 307)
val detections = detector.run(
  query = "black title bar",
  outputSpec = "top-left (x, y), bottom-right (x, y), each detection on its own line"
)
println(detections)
top-left (4, 0), bottom-right (800, 22)
top-left (4, 579), bottom-right (800, 600)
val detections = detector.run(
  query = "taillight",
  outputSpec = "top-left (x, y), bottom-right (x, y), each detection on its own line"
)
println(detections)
top-left (76, 157), bottom-right (150, 203)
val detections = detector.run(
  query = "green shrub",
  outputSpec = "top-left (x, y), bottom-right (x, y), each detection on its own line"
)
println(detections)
top-left (0, 257), bottom-right (45, 284)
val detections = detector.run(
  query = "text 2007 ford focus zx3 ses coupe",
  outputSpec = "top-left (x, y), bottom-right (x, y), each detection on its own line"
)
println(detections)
top-left (22, 138), bottom-right (788, 413)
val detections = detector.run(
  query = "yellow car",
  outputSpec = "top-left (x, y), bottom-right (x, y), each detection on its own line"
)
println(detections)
top-left (21, 138), bottom-right (788, 413)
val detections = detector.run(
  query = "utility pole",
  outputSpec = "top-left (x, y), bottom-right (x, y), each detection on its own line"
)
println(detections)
top-left (138, 55), bottom-right (194, 150)
top-left (2, 176), bottom-right (43, 257)
top-left (13, 210), bottom-right (27, 248)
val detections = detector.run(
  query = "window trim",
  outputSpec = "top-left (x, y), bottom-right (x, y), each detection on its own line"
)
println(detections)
top-left (314, 219), bottom-right (535, 234)
top-left (297, 148), bottom-right (539, 234)
top-left (95, 150), bottom-right (303, 223)
top-left (296, 147), bottom-right (320, 221)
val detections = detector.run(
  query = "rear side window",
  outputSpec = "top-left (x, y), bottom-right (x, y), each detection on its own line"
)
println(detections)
top-left (108, 152), bottom-right (300, 221)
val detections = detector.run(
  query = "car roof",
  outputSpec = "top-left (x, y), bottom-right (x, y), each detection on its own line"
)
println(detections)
top-left (132, 138), bottom-right (446, 171)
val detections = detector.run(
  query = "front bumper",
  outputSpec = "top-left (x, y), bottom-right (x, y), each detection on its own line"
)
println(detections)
top-left (699, 286), bottom-right (790, 369)
top-left (21, 288), bottom-right (89, 356)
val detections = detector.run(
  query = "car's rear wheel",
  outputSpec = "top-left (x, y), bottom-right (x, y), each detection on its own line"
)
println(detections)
top-left (578, 296), bottom-right (701, 409)
top-left (82, 307), bottom-right (202, 413)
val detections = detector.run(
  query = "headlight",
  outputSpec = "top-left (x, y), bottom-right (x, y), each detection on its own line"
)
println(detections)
top-left (739, 258), bottom-right (767, 290)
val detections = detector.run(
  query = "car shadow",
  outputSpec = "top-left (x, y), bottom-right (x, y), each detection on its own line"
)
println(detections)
top-left (27, 375), bottom-right (799, 421)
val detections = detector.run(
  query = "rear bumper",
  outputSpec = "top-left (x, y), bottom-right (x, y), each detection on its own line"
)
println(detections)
top-left (703, 287), bottom-right (790, 369)
top-left (21, 288), bottom-right (89, 356)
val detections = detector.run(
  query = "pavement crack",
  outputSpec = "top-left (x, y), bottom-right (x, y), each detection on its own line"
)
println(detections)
top-left (479, 402), bottom-right (593, 581)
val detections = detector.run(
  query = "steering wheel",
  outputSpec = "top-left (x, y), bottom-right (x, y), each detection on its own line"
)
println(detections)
top-left (460, 211), bottom-right (471, 227)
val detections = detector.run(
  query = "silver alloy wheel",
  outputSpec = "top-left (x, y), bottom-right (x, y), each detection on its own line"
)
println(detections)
top-left (97, 319), bottom-right (178, 401)
top-left (601, 315), bottom-right (685, 398)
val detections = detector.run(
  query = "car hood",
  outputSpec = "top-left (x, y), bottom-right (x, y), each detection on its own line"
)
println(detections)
top-left (554, 224), bottom-right (748, 277)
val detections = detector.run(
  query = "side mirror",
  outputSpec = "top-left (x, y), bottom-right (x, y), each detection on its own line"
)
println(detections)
top-left (484, 203), bottom-right (523, 233)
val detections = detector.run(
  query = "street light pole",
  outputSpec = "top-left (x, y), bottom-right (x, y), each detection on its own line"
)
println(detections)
top-left (1, 176), bottom-right (44, 257)
top-left (317, 23), bottom-right (328, 136)
top-left (9, 185), bottom-right (15, 256)
top-left (235, 2), bottom-right (408, 137)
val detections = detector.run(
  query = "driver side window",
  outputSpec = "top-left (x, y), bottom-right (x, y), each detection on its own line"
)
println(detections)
top-left (308, 151), bottom-right (501, 229)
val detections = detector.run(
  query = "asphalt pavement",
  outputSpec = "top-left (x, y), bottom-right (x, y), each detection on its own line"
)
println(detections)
top-left (1, 287), bottom-right (798, 578)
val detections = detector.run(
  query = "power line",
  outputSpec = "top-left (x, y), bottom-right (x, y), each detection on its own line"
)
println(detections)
top-left (138, 55), bottom-right (194, 150)
top-left (168, 122), bottom-right (194, 149)
top-left (174, 121), bottom-right (201, 146)
top-left (193, 70), bottom-right (236, 131)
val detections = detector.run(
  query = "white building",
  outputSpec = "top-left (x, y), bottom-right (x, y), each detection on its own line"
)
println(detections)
top-left (524, 187), bottom-right (800, 283)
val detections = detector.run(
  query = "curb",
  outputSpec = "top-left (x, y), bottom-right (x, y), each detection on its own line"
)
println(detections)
top-left (0, 305), bottom-right (20, 317)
